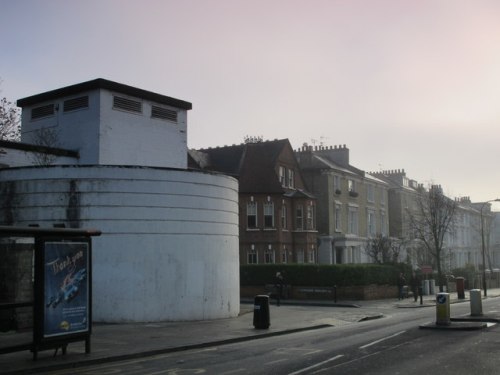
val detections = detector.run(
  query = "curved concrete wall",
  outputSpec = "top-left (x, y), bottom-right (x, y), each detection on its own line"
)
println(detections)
top-left (0, 166), bottom-right (239, 322)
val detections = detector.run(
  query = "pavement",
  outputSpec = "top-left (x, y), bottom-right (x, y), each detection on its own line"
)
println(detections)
top-left (2, 289), bottom-right (500, 375)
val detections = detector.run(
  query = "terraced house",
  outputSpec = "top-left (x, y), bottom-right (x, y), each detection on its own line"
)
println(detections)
top-left (295, 144), bottom-right (389, 264)
top-left (190, 139), bottom-right (317, 265)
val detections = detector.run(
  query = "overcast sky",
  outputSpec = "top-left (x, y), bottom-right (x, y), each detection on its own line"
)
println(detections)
top-left (1, 0), bottom-right (499, 206)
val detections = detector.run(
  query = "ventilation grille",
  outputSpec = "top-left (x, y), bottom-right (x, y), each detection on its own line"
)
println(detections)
top-left (64, 96), bottom-right (89, 112)
top-left (113, 96), bottom-right (142, 113)
top-left (31, 104), bottom-right (55, 120)
top-left (151, 105), bottom-right (178, 122)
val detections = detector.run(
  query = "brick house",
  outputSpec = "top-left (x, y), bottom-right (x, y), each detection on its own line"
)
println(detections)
top-left (190, 139), bottom-right (318, 265)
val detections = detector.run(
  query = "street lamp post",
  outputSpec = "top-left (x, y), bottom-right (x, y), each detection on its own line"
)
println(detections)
top-left (480, 198), bottom-right (500, 297)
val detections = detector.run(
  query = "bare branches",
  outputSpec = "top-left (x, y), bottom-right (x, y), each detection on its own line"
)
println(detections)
top-left (0, 96), bottom-right (20, 141)
top-left (365, 234), bottom-right (399, 264)
top-left (407, 185), bottom-right (457, 291)
top-left (28, 127), bottom-right (60, 166)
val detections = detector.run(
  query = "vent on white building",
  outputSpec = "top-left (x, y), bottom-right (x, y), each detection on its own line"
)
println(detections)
top-left (64, 96), bottom-right (89, 112)
top-left (151, 105), bottom-right (178, 122)
top-left (31, 104), bottom-right (55, 120)
top-left (113, 96), bottom-right (142, 113)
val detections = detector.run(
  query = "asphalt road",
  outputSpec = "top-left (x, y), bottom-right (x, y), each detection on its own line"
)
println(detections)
top-left (49, 299), bottom-right (500, 375)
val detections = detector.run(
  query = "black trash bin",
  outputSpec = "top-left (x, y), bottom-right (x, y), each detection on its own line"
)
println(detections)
top-left (253, 295), bottom-right (270, 329)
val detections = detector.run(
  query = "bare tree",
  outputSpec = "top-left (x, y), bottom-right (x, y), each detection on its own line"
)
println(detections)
top-left (28, 127), bottom-right (60, 166)
top-left (407, 185), bottom-right (457, 292)
top-left (0, 96), bottom-right (20, 141)
top-left (365, 234), bottom-right (399, 264)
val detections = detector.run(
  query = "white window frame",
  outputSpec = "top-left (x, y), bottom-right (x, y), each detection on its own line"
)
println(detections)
top-left (335, 204), bottom-right (342, 232)
top-left (296, 250), bottom-right (304, 264)
top-left (264, 201), bottom-right (274, 228)
top-left (281, 204), bottom-right (287, 229)
top-left (348, 179), bottom-right (356, 192)
top-left (367, 184), bottom-right (375, 203)
top-left (281, 246), bottom-right (288, 263)
top-left (247, 248), bottom-right (258, 264)
top-left (308, 248), bottom-right (316, 263)
top-left (380, 211), bottom-right (387, 236)
top-left (333, 175), bottom-right (341, 192)
top-left (348, 206), bottom-right (358, 235)
top-left (264, 248), bottom-right (275, 264)
top-left (367, 210), bottom-right (376, 236)
top-left (247, 201), bottom-right (257, 228)
top-left (288, 169), bottom-right (295, 188)
top-left (279, 166), bottom-right (286, 187)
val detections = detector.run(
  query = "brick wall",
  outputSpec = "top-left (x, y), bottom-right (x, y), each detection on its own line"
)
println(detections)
top-left (241, 284), bottom-right (398, 301)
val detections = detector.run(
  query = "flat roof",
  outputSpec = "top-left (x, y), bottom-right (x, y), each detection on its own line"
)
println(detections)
top-left (17, 78), bottom-right (192, 110)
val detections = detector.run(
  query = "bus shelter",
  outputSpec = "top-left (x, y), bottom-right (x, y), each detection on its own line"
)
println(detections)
top-left (0, 225), bottom-right (101, 360)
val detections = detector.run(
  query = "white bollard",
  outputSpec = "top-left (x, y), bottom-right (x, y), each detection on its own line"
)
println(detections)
top-left (470, 289), bottom-right (483, 316)
top-left (436, 293), bottom-right (450, 326)
top-left (423, 280), bottom-right (430, 295)
top-left (429, 279), bottom-right (436, 295)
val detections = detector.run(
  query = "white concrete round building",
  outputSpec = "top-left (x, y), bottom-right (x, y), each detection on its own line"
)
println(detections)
top-left (0, 79), bottom-right (240, 322)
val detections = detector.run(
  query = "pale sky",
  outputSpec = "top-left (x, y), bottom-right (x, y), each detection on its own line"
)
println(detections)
top-left (1, 0), bottom-right (500, 205)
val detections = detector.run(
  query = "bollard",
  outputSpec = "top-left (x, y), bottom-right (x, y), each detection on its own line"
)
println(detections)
top-left (423, 280), bottom-right (430, 295)
top-left (470, 289), bottom-right (483, 316)
top-left (456, 277), bottom-right (465, 299)
top-left (436, 293), bottom-right (450, 326)
top-left (429, 279), bottom-right (436, 295)
top-left (418, 286), bottom-right (423, 305)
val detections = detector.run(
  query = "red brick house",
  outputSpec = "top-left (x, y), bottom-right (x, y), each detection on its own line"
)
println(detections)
top-left (190, 139), bottom-right (317, 265)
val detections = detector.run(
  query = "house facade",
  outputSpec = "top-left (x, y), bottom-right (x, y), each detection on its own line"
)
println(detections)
top-left (191, 139), bottom-right (318, 265)
top-left (370, 169), bottom-right (422, 264)
top-left (295, 145), bottom-right (389, 264)
top-left (371, 170), bottom-right (497, 273)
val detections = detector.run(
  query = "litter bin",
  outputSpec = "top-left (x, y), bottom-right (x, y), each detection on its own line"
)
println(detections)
top-left (456, 277), bottom-right (465, 299)
top-left (253, 295), bottom-right (270, 329)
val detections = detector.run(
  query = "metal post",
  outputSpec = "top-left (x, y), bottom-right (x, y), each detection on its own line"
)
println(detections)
top-left (481, 202), bottom-right (488, 297)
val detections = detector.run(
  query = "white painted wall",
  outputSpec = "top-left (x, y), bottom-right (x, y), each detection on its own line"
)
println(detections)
top-left (20, 90), bottom-right (101, 164)
top-left (0, 165), bottom-right (239, 322)
top-left (20, 88), bottom-right (188, 169)
top-left (98, 90), bottom-right (187, 168)
top-left (0, 147), bottom-right (78, 168)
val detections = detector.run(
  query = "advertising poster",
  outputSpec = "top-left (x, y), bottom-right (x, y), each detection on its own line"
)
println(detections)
top-left (43, 241), bottom-right (89, 338)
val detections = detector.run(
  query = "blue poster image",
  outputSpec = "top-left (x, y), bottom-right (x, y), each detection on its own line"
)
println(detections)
top-left (44, 241), bottom-right (89, 337)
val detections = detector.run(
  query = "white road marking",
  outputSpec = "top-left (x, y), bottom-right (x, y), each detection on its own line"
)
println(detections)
top-left (359, 330), bottom-right (406, 349)
top-left (314, 342), bottom-right (408, 374)
top-left (287, 354), bottom-right (344, 375)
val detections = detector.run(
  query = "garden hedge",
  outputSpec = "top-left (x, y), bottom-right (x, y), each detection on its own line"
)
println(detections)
top-left (240, 263), bottom-right (412, 287)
